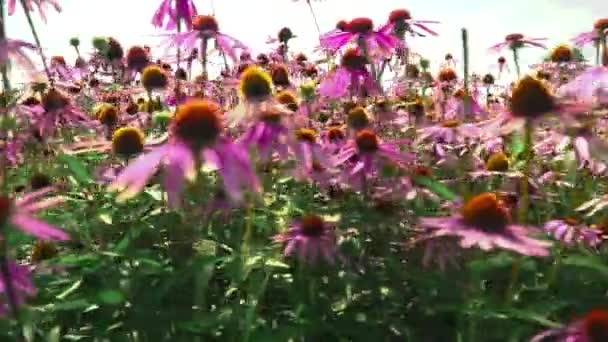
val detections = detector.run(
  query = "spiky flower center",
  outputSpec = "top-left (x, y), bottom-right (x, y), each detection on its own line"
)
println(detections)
top-left (239, 66), bottom-right (273, 101)
top-left (505, 33), bottom-right (524, 42)
top-left (438, 68), bottom-right (457, 82)
top-left (486, 152), bottom-right (509, 172)
top-left (441, 120), bottom-right (460, 128)
top-left (29, 173), bottom-right (52, 190)
top-left (327, 127), bottom-right (345, 142)
top-left (173, 100), bottom-right (222, 149)
top-left (0, 195), bottom-right (12, 226)
top-left (22, 96), bottom-right (40, 107)
top-left (295, 128), bottom-right (317, 143)
top-left (126, 46), bottom-right (150, 71)
top-left (259, 109), bottom-right (282, 124)
top-left (389, 9), bottom-right (411, 23)
top-left (551, 45), bottom-right (572, 63)
top-left (355, 129), bottom-right (379, 153)
top-left (482, 73), bottom-right (495, 85)
top-left (509, 76), bottom-right (555, 118)
top-left (413, 165), bottom-right (432, 177)
top-left (336, 20), bottom-right (349, 31)
top-left (276, 90), bottom-right (298, 111)
top-left (193, 15), bottom-right (219, 32)
top-left (271, 64), bottom-right (290, 87)
top-left (347, 106), bottom-right (370, 130)
top-left (348, 17), bottom-right (374, 34)
top-left (278, 27), bottom-right (294, 43)
top-left (498, 56), bottom-right (506, 64)
top-left (141, 65), bottom-right (168, 91)
top-left (42, 88), bottom-right (70, 112)
top-left (594, 18), bottom-right (608, 32)
top-left (300, 215), bottom-right (325, 237)
top-left (112, 127), bottom-right (145, 157)
top-left (51, 56), bottom-right (66, 66)
top-left (341, 48), bottom-right (367, 70)
top-left (96, 103), bottom-right (119, 127)
top-left (461, 193), bottom-right (510, 232)
top-left (31, 240), bottom-right (58, 262)
top-left (564, 217), bottom-right (579, 226)
top-left (583, 309), bottom-right (608, 342)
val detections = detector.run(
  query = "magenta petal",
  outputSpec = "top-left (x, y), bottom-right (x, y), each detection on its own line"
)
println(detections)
top-left (10, 214), bottom-right (69, 240)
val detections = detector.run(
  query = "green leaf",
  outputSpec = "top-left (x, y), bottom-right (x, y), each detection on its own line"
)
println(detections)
top-left (56, 279), bottom-right (83, 300)
top-left (562, 255), bottom-right (608, 276)
top-left (412, 176), bottom-right (456, 200)
top-left (58, 153), bottom-right (92, 184)
top-left (97, 289), bottom-right (125, 305)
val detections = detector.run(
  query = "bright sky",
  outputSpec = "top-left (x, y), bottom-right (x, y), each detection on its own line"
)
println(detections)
top-left (4, 0), bottom-right (606, 84)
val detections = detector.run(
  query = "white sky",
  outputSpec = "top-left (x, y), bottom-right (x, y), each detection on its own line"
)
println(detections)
top-left (4, 0), bottom-right (606, 83)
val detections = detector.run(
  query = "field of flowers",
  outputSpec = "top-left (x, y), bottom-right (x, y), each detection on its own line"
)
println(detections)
top-left (1, 0), bottom-right (608, 341)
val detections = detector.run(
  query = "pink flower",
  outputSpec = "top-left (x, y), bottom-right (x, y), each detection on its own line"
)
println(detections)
top-left (334, 129), bottom-right (413, 190)
top-left (109, 99), bottom-right (261, 207)
top-left (319, 47), bottom-right (377, 98)
top-left (273, 215), bottom-right (340, 265)
top-left (8, 0), bottom-right (61, 22)
top-left (0, 262), bottom-right (37, 316)
top-left (320, 17), bottom-right (400, 54)
top-left (419, 193), bottom-right (551, 256)
top-left (489, 33), bottom-right (548, 52)
top-left (531, 308), bottom-right (608, 342)
top-left (544, 218), bottom-right (602, 248)
top-left (152, 0), bottom-right (198, 30)
top-left (1, 187), bottom-right (68, 240)
top-left (0, 38), bottom-right (38, 74)
top-left (160, 15), bottom-right (248, 63)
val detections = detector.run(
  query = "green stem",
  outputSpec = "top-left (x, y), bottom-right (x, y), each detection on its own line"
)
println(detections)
top-left (241, 200), bottom-right (254, 256)
top-left (546, 246), bottom-right (563, 288)
top-left (511, 48), bottom-right (521, 79)
top-left (306, 0), bottom-right (322, 39)
top-left (461, 28), bottom-right (470, 120)
top-left (357, 36), bottom-right (380, 94)
top-left (505, 256), bottom-right (524, 305)
top-left (0, 228), bottom-right (24, 341)
top-left (0, 0), bottom-right (11, 93)
top-left (518, 119), bottom-right (533, 223)
top-left (19, 0), bottom-right (53, 85)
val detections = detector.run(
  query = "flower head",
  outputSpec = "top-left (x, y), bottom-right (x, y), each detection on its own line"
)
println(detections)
top-left (273, 215), bottom-right (340, 265)
top-left (509, 76), bottom-right (555, 119)
top-left (419, 193), bottom-right (550, 256)
top-left (112, 127), bottom-right (145, 157)
top-left (239, 66), bottom-right (273, 102)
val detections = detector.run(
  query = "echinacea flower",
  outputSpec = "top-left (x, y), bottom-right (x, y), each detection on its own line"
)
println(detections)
top-left (0, 187), bottom-right (68, 240)
top-left (531, 308), bottom-right (608, 342)
top-left (387, 8), bottom-right (439, 38)
top-left (24, 88), bottom-right (94, 138)
top-left (109, 99), bottom-right (261, 207)
top-left (273, 215), bottom-right (340, 265)
top-left (334, 129), bottom-right (412, 190)
top-left (489, 33), bottom-right (548, 52)
top-left (0, 262), bottom-right (37, 316)
top-left (319, 47), bottom-right (377, 98)
top-left (152, 0), bottom-right (198, 30)
top-left (419, 192), bottom-right (551, 256)
top-left (8, 0), bottom-right (61, 22)
top-left (320, 17), bottom-right (400, 54)
top-left (238, 107), bottom-right (291, 164)
top-left (162, 15), bottom-right (248, 63)
top-left (544, 218), bottom-right (602, 247)
top-left (0, 38), bottom-right (38, 74)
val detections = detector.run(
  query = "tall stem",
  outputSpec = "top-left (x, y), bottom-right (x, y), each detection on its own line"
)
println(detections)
top-left (357, 36), bottom-right (381, 95)
top-left (511, 48), bottom-right (521, 79)
top-left (0, 0), bottom-right (11, 92)
top-left (518, 119), bottom-right (533, 223)
top-left (19, 0), bottom-right (53, 85)
top-left (0, 229), bottom-right (24, 341)
top-left (305, 0), bottom-right (322, 39)
top-left (461, 28), bottom-right (470, 121)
